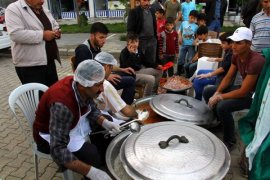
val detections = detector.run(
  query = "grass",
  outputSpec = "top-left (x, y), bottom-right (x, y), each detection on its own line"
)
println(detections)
top-left (60, 23), bottom-right (127, 33)
top-left (60, 22), bottom-right (241, 42)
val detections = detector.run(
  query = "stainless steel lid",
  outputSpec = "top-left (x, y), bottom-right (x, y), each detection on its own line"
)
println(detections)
top-left (120, 122), bottom-right (230, 180)
top-left (150, 94), bottom-right (215, 125)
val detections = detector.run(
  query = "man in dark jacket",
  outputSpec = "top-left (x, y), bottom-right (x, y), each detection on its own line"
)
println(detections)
top-left (205, 0), bottom-right (228, 33)
top-left (127, 0), bottom-right (162, 71)
top-left (241, 0), bottom-right (261, 27)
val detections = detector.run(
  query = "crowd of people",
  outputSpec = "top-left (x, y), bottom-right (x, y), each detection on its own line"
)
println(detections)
top-left (4, 0), bottom-right (270, 179)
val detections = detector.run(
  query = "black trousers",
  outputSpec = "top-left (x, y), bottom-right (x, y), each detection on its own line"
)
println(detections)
top-left (37, 139), bottom-right (102, 169)
top-left (15, 60), bottom-right (58, 87)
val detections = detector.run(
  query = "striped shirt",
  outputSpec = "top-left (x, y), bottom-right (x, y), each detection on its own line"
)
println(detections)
top-left (250, 11), bottom-right (270, 53)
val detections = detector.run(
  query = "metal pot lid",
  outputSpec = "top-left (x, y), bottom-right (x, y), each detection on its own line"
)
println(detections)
top-left (150, 94), bottom-right (214, 125)
top-left (121, 122), bottom-right (230, 180)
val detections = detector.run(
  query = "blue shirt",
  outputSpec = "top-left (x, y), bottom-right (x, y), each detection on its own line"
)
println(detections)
top-left (215, 0), bottom-right (221, 19)
top-left (179, 21), bottom-right (198, 45)
top-left (181, 2), bottom-right (196, 21)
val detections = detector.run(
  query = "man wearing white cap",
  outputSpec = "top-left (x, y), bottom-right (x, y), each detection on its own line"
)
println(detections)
top-left (33, 60), bottom-right (119, 179)
top-left (203, 27), bottom-right (265, 151)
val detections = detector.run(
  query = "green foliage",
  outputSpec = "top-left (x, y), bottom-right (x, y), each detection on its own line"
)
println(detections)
top-left (79, 13), bottom-right (88, 26)
top-left (119, 0), bottom-right (129, 6)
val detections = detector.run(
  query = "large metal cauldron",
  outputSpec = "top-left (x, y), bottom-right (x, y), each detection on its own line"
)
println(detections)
top-left (106, 122), bottom-right (231, 180)
top-left (150, 94), bottom-right (216, 125)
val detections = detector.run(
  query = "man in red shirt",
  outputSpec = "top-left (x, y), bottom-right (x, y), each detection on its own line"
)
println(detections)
top-left (203, 27), bottom-right (265, 151)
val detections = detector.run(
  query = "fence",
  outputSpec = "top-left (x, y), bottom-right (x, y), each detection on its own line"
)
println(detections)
top-left (61, 10), bottom-right (125, 19)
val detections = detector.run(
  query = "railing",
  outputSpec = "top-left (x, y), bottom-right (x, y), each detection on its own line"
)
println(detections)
top-left (96, 10), bottom-right (125, 17)
top-left (61, 11), bottom-right (90, 19)
top-left (61, 10), bottom-right (125, 19)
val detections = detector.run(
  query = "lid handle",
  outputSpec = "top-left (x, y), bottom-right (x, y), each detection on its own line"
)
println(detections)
top-left (174, 99), bottom-right (193, 108)
top-left (158, 135), bottom-right (189, 149)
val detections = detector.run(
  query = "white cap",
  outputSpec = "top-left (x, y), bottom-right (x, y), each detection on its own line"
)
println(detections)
top-left (74, 60), bottom-right (105, 87)
top-left (94, 52), bottom-right (117, 66)
top-left (228, 27), bottom-right (253, 42)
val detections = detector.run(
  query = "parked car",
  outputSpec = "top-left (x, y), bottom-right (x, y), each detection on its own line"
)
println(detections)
top-left (0, 23), bottom-right (11, 50)
top-left (0, 7), bottom-right (5, 23)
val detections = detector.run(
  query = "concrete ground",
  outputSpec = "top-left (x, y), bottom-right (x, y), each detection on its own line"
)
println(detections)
top-left (0, 19), bottom-right (247, 180)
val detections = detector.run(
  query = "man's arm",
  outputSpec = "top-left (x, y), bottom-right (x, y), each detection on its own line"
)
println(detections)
top-left (49, 103), bottom-right (91, 175)
top-left (216, 63), bottom-right (237, 93)
top-left (5, 6), bottom-right (43, 44)
top-left (120, 105), bottom-right (138, 118)
top-left (127, 8), bottom-right (137, 33)
top-left (221, 74), bottom-right (258, 99)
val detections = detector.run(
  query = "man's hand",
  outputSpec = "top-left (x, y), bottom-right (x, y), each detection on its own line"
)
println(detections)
top-left (178, 38), bottom-right (182, 45)
top-left (121, 67), bottom-right (135, 75)
top-left (102, 119), bottom-right (121, 136)
top-left (207, 57), bottom-right (217, 62)
top-left (208, 92), bottom-right (223, 109)
top-left (191, 57), bottom-right (198, 63)
top-left (43, 30), bottom-right (56, 41)
top-left (136, 109), bottom-right (149, 121)
top-left (86, 166), bottom-right (112, 180)
top-left (107, 74), bottom-right (121, 85)
top-left (54, 28), bottom-right (61, 39)
top-left (197, 72), bottom-right (212, 79)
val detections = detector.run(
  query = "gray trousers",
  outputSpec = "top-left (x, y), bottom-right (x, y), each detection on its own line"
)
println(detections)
top-left (136, 68), bottom-right (162, 95)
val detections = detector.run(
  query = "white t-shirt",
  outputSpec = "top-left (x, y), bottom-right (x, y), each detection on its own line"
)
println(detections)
top-left (96, 80), bottom-right (126, 113)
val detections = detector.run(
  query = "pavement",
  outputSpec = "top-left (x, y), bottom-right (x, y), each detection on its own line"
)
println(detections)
top-left (0, 19), bottom-right (248, 180)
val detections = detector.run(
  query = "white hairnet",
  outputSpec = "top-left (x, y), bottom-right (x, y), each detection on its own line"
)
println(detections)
top-left (74, 60), bottom-right (105, 87)
top-left (94, 52), bottom-right (117, 66)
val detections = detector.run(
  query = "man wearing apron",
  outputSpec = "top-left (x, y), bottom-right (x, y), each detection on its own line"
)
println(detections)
top-left (33, 60), bottom-right (118, 180)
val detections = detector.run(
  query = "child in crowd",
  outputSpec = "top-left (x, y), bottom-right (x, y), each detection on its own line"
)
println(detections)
top-left (197, 13), bottom-right (207, 26)
top-left (120, 33), bottom-right (162, 96)
top-left (158, 17), bottom-right (179, 77)
top-left (193, 32), bottom-right (233, 100)
top-left (181, 0), bottom-right (196, 22)
top-left (177, 10), bottom-right (198, 75)
top-left (185, 25), bottom-right (211, 78)
top-left (155, 8), bottom-right (166, 39)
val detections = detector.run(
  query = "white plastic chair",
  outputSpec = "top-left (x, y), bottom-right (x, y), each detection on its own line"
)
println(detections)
top-left (8, 83), bottom-right (74, 180)
top-left (189, 56), bottom-right (219, 81)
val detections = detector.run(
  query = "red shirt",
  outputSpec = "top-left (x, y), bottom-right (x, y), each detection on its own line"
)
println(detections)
top-left (159, 29), bottom-right (179, 56)
top-left (232, 51), bottom-right (265, 79)
top-left (232, 51), bottom-right (265, 91)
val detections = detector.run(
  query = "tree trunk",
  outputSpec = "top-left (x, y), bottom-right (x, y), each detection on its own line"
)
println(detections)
top-left (75, 0), bottom-right (80, 25)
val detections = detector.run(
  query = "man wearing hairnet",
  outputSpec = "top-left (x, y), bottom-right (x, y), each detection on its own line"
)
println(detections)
top-left (94, 52), bottom-right (138, 120)
top-left (33, 60), bottom-right (119, 180)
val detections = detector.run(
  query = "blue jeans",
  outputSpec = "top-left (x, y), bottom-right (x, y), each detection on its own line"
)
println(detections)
top-left (110, 75), bottom-right (136, 105)
top-left (193, 70), bottom-right (216, 100)
top-left (184, 61), bottom-right (197, 78)
top-left (178, 45), bottom-right (195, 66)
top-left (203, 85), bottom-right (253, 143)
top-left (208, 19), bottom-right (221, 33)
